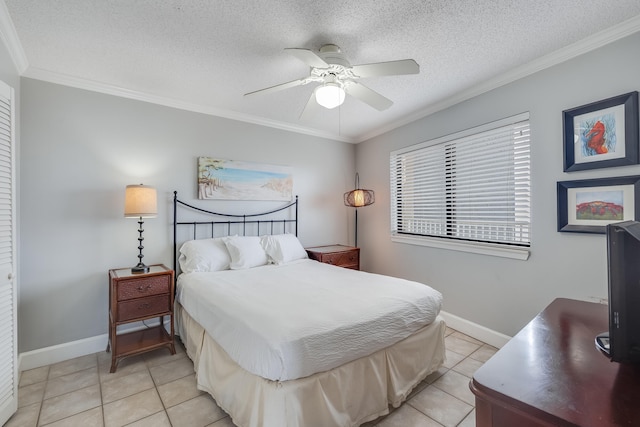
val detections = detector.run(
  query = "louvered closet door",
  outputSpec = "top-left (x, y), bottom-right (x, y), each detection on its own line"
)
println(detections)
top-left (0, 80), bottom-right (17, 426)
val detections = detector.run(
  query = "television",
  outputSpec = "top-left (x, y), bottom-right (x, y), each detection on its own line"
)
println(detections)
top-left (595, 220), bottom-right (640, 363)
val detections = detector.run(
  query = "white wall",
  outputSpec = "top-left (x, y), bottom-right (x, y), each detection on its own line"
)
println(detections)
top-left (356, 32), bottom-right (640, 337)
top-left (19, 78), bottom-right (355, 352)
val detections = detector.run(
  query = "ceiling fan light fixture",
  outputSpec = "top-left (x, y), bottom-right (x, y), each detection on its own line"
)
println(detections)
top-left (315, 83), bottom-right (345, 109)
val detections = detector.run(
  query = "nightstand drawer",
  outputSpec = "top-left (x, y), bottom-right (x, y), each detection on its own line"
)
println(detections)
top-left (306, 245), bottom-right (360, 270)
top-left (322, 251), bottom-right (358, 267)
top-left (117, 294), bottom-right (170, 322)
top-left (117, 275), bottom-right (171, 301)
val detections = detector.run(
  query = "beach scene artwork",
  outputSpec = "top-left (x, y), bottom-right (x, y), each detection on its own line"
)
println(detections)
top-left (197, 157), bottom-right (293, 201)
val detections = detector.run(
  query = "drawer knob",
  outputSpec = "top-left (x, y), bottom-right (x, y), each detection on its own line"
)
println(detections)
top-left (137, 285), bottom-right (152, 292)
top-left (138, 303), bottom-right (151, 310)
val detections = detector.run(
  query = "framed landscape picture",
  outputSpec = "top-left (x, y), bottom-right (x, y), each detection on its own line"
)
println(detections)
top-left (197, 157), bottom-right (293, 201)
top-left (562, 91), bottom-right (639, 172)
top-left (557, 176), bottom-right (640, 233)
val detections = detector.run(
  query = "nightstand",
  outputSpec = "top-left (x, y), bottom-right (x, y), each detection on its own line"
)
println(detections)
top-left (107, 264), bottom-right (175, 373)
top-left (306, 245), bottom-right (360, 270)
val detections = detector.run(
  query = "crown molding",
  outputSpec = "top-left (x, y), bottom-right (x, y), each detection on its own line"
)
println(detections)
top-left (22, 67), bottom-right (356, 143)
top-left (0, 1), bottom-right (28, 73)
top-left (357, 14), bottom-right (640, 143)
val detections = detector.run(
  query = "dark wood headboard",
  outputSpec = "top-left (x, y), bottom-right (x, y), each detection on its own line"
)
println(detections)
top-left (172, 191), bottom-right (298, 275)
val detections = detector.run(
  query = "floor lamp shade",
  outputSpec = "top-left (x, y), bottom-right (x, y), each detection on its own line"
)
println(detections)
top-left (343, 174), bottom-right (374, 247)
top-left (343, 188), bottom-right (375, 207)
top-left (124, 184), bottom-right (157, 273)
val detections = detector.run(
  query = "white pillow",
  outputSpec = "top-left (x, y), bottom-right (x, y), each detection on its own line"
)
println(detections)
top-left (261, 234), bottom-right (308, 265)
top-left (224, 236), bottom-right (270, 270)
top-left (179, 238), bottom-right (231, 273)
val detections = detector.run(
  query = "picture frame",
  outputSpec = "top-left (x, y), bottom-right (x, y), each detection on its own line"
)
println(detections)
top-left (562, 91), bottom-right (639, 172)
top-left (197, 157), bottom-right (293, 201)
top-left (557, 175), bottom-right (640, 233)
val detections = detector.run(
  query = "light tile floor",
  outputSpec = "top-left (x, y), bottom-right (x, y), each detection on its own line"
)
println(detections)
top-left (6, 328), bottom-right (496, 427)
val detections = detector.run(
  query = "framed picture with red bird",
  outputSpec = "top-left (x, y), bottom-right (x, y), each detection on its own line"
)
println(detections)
top-left (563, 91), bottom-right (638, 172)
top-left (557, 175), bottom-right (640, 233)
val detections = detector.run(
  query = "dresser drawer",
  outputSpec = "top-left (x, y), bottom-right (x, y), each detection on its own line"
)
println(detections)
top-left (117, 294), bottom-right (170, 322)
top-left (117, 275), bottom-right (170, 301)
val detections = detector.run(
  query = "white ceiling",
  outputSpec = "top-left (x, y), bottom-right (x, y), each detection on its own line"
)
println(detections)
top-left (3, 1), bottom-right (640, 143)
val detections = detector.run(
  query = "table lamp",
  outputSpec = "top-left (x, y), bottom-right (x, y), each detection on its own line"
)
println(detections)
top-left (124, 184), bottom-right (157, 273)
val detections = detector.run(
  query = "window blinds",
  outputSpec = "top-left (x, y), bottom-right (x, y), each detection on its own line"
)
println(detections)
top-left (390, 113), bottom-right (531, 247)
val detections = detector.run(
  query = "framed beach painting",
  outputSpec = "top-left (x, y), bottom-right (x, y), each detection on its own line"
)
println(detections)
top-left (197, 157), bottom-right (293, 201)
top-left (562, 92), bottom-right (639, 172)
top-left (557, 176), bottom-right (640, 233)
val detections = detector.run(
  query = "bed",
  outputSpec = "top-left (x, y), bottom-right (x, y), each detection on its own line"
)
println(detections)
top-left (172, 192), bottom-right (446, 427)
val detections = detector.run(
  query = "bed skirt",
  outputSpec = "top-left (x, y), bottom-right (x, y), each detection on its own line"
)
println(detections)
top-left (175, 302), bottom-right (446, 427)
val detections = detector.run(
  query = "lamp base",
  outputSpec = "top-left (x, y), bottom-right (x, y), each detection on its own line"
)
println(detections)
top-left (131, 216), bottom-right (149, 274)
top-left (131, 263), bottom-right (150, 274)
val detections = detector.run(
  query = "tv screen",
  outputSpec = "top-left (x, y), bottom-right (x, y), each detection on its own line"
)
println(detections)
top-left (596, 220), bottom-right (640, 363)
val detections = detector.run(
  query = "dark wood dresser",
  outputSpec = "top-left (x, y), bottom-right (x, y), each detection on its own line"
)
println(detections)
top-left (306, 244), bottom-right (360, 270)
top-left (470, 298), bottom-right (640, 426)
top-left (107, 264), bottom-right (175, 372)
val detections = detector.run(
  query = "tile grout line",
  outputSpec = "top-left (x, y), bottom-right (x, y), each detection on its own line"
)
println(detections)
top-left (98, 356), bottom-right (106, 427)
top-left (34, 364), bottom-right (50, 427)
top-left (146, 354), bottom-right (174, 427)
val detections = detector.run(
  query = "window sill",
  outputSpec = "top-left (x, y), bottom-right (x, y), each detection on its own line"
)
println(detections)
top-left (391, 234), bottom-right (530, 260)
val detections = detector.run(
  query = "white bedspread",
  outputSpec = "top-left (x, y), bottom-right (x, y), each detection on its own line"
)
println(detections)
top-left (176, 259), bottom-right (442, 381)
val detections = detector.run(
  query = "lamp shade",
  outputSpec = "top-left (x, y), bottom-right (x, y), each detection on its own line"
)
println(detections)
top-left (124, 184), bottom-right (157, 218)
top-left (344, 188), bottom-right (375, 207)
top-left (315, 83), bottom-right (346, 109)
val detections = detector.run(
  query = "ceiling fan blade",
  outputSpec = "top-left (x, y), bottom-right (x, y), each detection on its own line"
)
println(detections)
top-left (284, 48), bottom-right (329, 68)
top-left (351, 59), bottom-right (419, 78)
top-left (244, 78), bottom-right (308, 97)
top-left (344, 82), bottom-right (393, 111)
top-left (299, 90), bottom-right (322, 120)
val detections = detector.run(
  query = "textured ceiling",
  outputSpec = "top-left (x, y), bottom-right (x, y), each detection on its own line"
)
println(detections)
top-left (3, 1), bottom-right (640, 142)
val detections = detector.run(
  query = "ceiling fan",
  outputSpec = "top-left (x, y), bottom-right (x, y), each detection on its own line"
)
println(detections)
top-left (244, 44), bottom-right (419, 118)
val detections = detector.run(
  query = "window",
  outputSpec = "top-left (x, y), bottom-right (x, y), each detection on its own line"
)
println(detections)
top-left (390, 113), bottom-right (531, 260)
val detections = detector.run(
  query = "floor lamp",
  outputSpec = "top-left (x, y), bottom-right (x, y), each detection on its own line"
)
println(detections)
top-left (124, 184), bottom-right (157, 273)
top-left (343, 173), bottom-right (374, 247)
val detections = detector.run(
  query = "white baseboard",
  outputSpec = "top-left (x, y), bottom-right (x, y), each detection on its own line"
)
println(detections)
top-left (19, 320), bottom-right (170, 373)
top-left (19, 333), bottom-right (108, 372)
top-left (19, 314), bottom-right (509, 373)
top-left (439, 310), bottom-right (511, 349)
